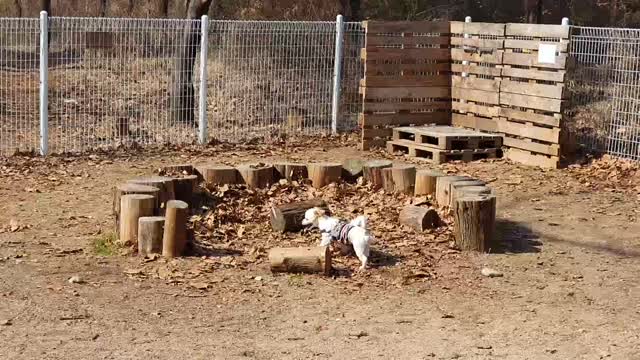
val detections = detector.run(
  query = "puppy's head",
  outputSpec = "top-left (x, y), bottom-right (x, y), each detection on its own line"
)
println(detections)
top-left (301, 207), bottom-right (326, 227)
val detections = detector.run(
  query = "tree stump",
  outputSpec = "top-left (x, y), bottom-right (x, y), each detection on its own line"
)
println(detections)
top-left (270, 199), bottom-right (329, 233)
top-left (237, 164), bottom-right (275, 188)
top-left (381, 168), bottom-right (394, 192)
top-left (391, 165), bottom-right (416, 194)
top-left (454, 185), bottom-right (493, 201)
top-left (274, 162), bottom-right (308, 181)
top-left (162, 200), bottom-right (189, 258)
top-left (113, 183), bottom-right (159, 233)
top-left (119, 194), bottom-right (156, 246)
top-left (159, 164), bottom-right (198, 177)
top-left (127, 176), bottom-right (175, 214)
top-left (341, 159), bottom-right (365, 182)
top-left (268, 246), bottom-right (331, 275)
top-left (449, 179), bottom-right (486, 207)
top-left (415, 170), bottom-right (445, 196)
top-left (202, 165), bottom-right (239, 185)
top-left (399, 205), bottom-right (440, 231)
top-left (363, 160), bottom-right (392, 189)
top-left (435, 176), bottom-right (470, 207)
top-left (138, 216), bottom-right (165, 256)
top-left (307, 163), bottom-right (342, 188)
top-left (173, 175), bottom-right (199, 206)
top-left (453, 194), bottom-right (497, 252)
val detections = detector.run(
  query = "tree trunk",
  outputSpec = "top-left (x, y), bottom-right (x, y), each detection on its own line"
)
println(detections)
top-left (169, 0), bottom-right (213, 126)
top-left (237, 164), bottom-right (275, 188)
top-left (113, 183), bottom-right (159, 233)
top-left (341, 158), bottom-right (365, 182)
top-left (524, 0), bottom-right (543, 23)
top-left (274, 162), bottom-right (308, 181)
top-left (307, 163), bottom-right (342, 188)
top-left (162, 200), bottom-right (190, 258)
top-left (270, 199), bottom-right (329, 233)
top-left (363, 160), bottom-right (392, 189)
top-left (399, 206), bottom-right (440, 231)
top-left (453, 194), bottom-right (496, 252)
top-left (415, 170), bottom-right (445, 196)
top-left (435, 176), bottom-right (470, 207)
top-left (173, 175), bottom-right (199, 205)
top-left (138, 216), bottom-right (165, 256)
top-left (448, 179), bottom-right (486, 207)
top-left (127, 176), bottom-right (176, 214)
top-left (119, 194), bottom-right (156, 246)
top-left (269, 246), bottom-right (331, 275)
top-left (202, 165), bottom-right (239, 185)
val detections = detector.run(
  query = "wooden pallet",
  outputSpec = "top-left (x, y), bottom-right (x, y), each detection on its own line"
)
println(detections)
top-left (387, 139), bottom-right (501, 164)
top-left (392, 125), bottom-right (503, 150)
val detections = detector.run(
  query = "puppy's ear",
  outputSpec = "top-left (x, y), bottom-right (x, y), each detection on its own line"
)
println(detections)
top-left (314, 208), bottom-right (326, 217)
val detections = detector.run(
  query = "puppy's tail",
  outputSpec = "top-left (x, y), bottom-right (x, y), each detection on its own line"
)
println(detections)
top-left (351, 215), bottom-right (368, 229)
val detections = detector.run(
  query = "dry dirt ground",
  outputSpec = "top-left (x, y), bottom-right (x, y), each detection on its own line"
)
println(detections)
top-left (1, 137), bottom-right (639, 360)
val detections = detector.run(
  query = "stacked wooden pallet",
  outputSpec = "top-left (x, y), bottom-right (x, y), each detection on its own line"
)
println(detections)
top-left (359, 21), bottom-right (452, 150)
top-left (386, 125), bottom-right (503, 164)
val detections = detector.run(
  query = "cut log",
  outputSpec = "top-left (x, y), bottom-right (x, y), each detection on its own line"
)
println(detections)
top-left (341, 159), bottom-right (365, 182)
top-left (113, 183), bottom-right (159, 233)
top-left (138, 216), bottom-right (165, 256)
top-left (268, 246), bottom-right (331, 275)
top-left (435, 175), bottom-right (470, 207)
top-left (415, 169), bottom-right (445, 196)
top-left (399, 205), bottom-right (440, 231)
top-left (391, 165), bottom-right (416, 194)
top-left (307, 163), bottom-right (342, 188)
top-left (237, 164), bottom-right (275, 188)
top-left (381, 168), bottom-right (394, 192)
top-left (273, 162), bottom-right (308, 181)
top-left (119, 194), bottom-right (156, 246)
top-left (363, 160), bottom-right (393, 189)
top-left (453, 194), bottom-right (497, 252)
top-left (455, 185), bottom-right (493, 201)
top-left (162, 200), bottom-right (190, 258)
top-left (449, 179), bottom-right (487, 207)
top-left (127, 176), bottom-right (176, 213)
top-left (202, 165), bottom-right (239, 185)
top-left (270, 199), bottom-right (329, 233)
top-left (159, 164), bottom-right (197, 177)
top-left (172, 175), bottom-right (199, 205)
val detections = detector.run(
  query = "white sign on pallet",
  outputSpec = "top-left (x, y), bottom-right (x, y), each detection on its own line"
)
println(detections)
top-left (538, 43), bottom-right (558, 64)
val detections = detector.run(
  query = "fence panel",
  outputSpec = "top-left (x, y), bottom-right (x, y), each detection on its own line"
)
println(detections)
top-left (0, 18), bottom-right (40, 156)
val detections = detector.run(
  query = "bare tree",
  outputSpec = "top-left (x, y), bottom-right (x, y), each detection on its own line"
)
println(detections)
top-left (169, 0), bottom-right (214, 126)
top-left (524, 0), bottom-right (543, 23)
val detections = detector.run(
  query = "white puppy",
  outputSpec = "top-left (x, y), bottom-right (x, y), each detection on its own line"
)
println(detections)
top-left (301, 207), bottom-right (374, 271)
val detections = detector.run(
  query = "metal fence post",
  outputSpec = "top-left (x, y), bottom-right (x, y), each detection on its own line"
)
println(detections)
top-left (331, 14), bottom-right (345, 135)
top-left (39, 11), bottom-right (48, 156)
top-left (198, 15), bottom-right (209, 145)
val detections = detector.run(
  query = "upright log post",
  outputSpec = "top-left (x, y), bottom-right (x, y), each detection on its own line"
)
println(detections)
top-left (414, 170), bottom-right (445, 196)
top-left (390, 164), bottom-right (416, 195)
top-left (162, 200), bottom-right (190, 258)
top-left (119, 194), bottom-right (156, 246)
top-left (172, 175), bottom-right (199, 205)
top-left (341, 159), bottom-right (365, 182)
top-left (453, 194), bottom-right (497, 252)
top-left (307, 163), bottom-right (342, 188)
top-left (363, 160), bottom-right (392, 189)
top-left (138, 216), bottom-right (165, 256)
top-left (237, 164), bottom-right (275, 188)
top-left (435, 176), bottom-right (470, 207)
top-left (448, 179), bottom-right (486, 207)
top-left (202, 165), bottom-right (239, 185)
top-left (127, 176), bottom-right (176, 214)
top-left (274, 162), bottom-right (308, 181)
top-left (113, 183), bottom-right (159, 233)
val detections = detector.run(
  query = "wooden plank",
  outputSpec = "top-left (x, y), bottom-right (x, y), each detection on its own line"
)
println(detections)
top-left (363, 48), bottom-right (450, 61)
top-left (500, 79), bottom-right (564, 100)
top-left (502, 51), bottom-right (567, 70)
top-left (499, 107), bottom-right (560, 127)
top-left (452, 76), bottom-right (500, 92)
top-left (501, 67), bottom-right (565, 83)
top-left (452, 101), bottom-right (500, 118)
top-left (450, 37), bottom-right (504, 49)
top-left (363, 101), bottom-right (451, 113)
top-left (387, 140), bottom-right (500, 164)
top-left (363, 86), bottom-right (450, 100)
top-left (503, 137), bottom-right (560, 156)
top-left (361, 112), bottom-right (451, 127)
top-left (361, 76), bottom-right (450, 88)
top-left (362, 128), bottom-right (393, 139)
top-left (366, 21), bottom-right (451, 34)
top-left (504, 38), bottom-right (568, 52)
top-left (452, 114), bottom-right (560, 143)
top-left (450, 22), bottom-right (506, 36)
top-left (505, 23), bottom-right (570, 39)
top-left (505, 148), bottom-right (559, 169)
top-left (365, 62), bottom-right (451, 74)
top-left (451, 88), bottom-right (499, 105)
top-left (500, 92), bottom-right (562, 113)
top-left (451, 49), bottom-right (503, 64)
top-left (451, 64), bottom-right (502, 77)
top-left (367, 35), bottom-right (449, 47)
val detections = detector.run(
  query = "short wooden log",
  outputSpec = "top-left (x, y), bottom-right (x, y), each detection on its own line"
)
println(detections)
top-left (449, 179), bottom-right (486, 207)
top-left (119, 194), bottom-right (156, 246)
top-left (435, 175), bottom-right (470, 207)
top-left (237, 164), bottom-right (275, 188)
top-left (268, 246), bottom-right (331, 275)
top-left (363, 160), bottom-right (392, 189)
top-left (399, 205), bottom-right (440, 231)
top-left (414, 170), bottom-right (445, 196)
top-left (162, 200), bottom-right (189, 258)
top-left (159, 164), bottom-right (198, 177)
top-left (307, 163), bottom-right (342, 188)
top-left (391, 165), bottom-right (416, 195)
top-left (381, 168), bottom-right (394, 192)
top-left (127, 176), bottom-right (176, 214)
top-left (341, 159), bottom-right (365, 182)
top-left (274, 162), bottom-right (308, 181)
top-left (270, 199), bottom-right (329, 233)
top-left (173, 175), bottom-right (199, 206)
top-left (455, 185), bottom-right (493, 201)
top-left (453, 194), bottom-right (497, 252)
top-left (113, 183), bottom-right (159, 233)
top-left (202, 165), bottom-right (239, 185)
top-left (138, 216), bottom-right (165, 256)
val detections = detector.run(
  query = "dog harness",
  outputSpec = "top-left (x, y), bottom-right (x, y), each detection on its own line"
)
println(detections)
top-left (324, 221), bottom-right (355, 244)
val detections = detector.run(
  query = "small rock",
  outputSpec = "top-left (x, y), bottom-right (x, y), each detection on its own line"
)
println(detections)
top-left (476, 345), bottom-right (492, 350)
top-left (441, 313), bottom-right (455, 319)
top-left (0, 319), bottom-right (12, 326)
top-left (348, 331), bottom-right (368, 338)
top-left (255, 276), bottom-right (263, 281)
top-left (481, 267), bottom-right (503, 278)
top-left (68, 275), bottom-right (84, 284)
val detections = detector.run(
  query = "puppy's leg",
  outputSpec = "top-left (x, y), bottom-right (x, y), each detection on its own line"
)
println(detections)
top-left (320, 232), bottom-right (332, 247)
top-left (352, 239), bottom-right (369, 271)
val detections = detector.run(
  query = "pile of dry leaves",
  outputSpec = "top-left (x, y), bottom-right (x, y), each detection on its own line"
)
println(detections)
top-left (569, 155), bottom-right (640, 192)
